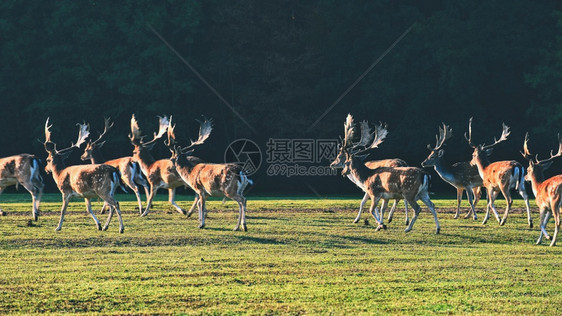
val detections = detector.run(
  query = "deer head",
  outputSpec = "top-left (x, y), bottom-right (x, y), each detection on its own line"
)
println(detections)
top-left (465, 117), bottom-right (509, 166)
top-left (164, 116), bottom-right (213, 165)
top-left (522, 133), bottom-right (562, 181)
top-left (43, 118), bottom-right (90, 174)
top-left (81, 117), bottom-right (113, 161)
top-left (421, 123), bottom-right (452, 167)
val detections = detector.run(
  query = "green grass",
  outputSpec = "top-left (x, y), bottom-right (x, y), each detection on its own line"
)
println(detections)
top-left (1, 193), bottom-right (561, 315)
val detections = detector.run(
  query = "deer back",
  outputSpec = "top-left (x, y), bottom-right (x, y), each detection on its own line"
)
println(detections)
top-left (0, 154), bottom-right (40, 186)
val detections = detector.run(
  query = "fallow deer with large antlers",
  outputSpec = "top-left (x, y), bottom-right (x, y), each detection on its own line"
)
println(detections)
top-left (465, 118), bottom-right (532, 228)
top-left (81, 118), bottom-right (150, 214)
top-left (0, 153), bottom-right (44, 220)
top-left (522, 133), bottom-right (562, 246)
top-left (330, 120), bottom-right (410, 225)
top-left (336, 114), bottom-right (440, 233)
top-left (166, 117), bottom-right (252, 231)
top-left (422, 123), bottom-right (483, 220)
top-left (43, 118), bottom-right (124, 233)
top-left (129, 115), bottom-right (187, 217)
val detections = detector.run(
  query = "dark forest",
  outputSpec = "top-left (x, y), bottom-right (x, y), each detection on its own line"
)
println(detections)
top-left (1, 1), bottom-right (562, 195)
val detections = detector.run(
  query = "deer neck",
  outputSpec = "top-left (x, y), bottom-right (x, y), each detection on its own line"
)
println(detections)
top-left (432, 157), bottom-right (455, 183)
top-left (89, 147), bottom-right (105, 164)
top-left (527, 169), bottom-right (544, 197)
top-left (348, 156), bottom-right (372, 191)
top-left (135, 147), bottom-right (156, 173)
top-left (472, 155), bottom-right (490, 180)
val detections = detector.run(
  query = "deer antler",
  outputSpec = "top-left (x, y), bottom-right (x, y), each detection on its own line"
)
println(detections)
top-left (44, 118), bottom-right (52, 144)
top-left (536, 134), bottom-right (562, 164)
top-left (182, 117), bottom-right (213, 151)
top-left (428, 123), bottom-right (452, 151)
top-left (521, 132), bottom-right (532, 160)
top-left (355, 121), bottom-right (374, 148)
top-left (129, 114), bottom-right (142, 145)
top-left (90, 117), bottom-right (113, 146)
top-left (482, 123), bottom-right (510, 149)
top-left (58, 122), bottom-right (90, 153)
top-left (164, 116), bottom-right (177, 148)
top-left (143, 115), bottom-right (169, 146)
top-left (464, 117), bottom-right (475, 148)
top-left (367, 122), bottom-right (388, 149)
top-left (342, 114), bottom-right (355, 149)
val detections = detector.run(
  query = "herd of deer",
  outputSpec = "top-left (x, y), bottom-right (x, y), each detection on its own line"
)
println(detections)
top-left (0, 115), bottom-right (252, 234)
top-left (0, 114), bottom-right (560, 246)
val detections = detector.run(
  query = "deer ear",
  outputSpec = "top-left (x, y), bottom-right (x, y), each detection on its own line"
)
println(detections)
top-left (484, 148), bottom-right (494, 156)
top-left (438, 149), bottom-right (444, 157)
top-left (539, 160), bottom-right (554, 170)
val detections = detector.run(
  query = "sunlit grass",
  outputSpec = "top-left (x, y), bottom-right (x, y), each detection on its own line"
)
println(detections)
top-left (0, 193), bottom-right (560, 314)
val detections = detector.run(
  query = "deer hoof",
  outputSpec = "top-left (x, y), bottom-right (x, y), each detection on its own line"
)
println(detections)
top-left (186, 211), bottom-right (193, 218)
top-left (529, 222), bottom-right (533, 229)
top-left (387, 218), bottom-right (393, 224)
top-left (382, 224), bottom-right (387, 230)
top-left (97, 223), bottom-right (103, 231)
top-left (0, 210), bottom-right (5, 216)
top-left (243, 224), bottom-right (247, 232)
top-left (435, 227), bottom-right (440, 234)
top-left (199, 224), bottom-right (205, 229)
top-left (405, 220), bottom-right (409, 226)
top-left (536, 239), bottom-right (542, 245)
top-left (119, 227), bottom-right (124, 234)
top-left (545, 235), bottom-right (552, 240)
top-left (499, 219), bottom-right (506, 226)
top-left (453, 214), bottom-right (459, 219)
top-left (404, 228), bottom-right (412, 233)
top-left (550, 241), bottom-right (557, 247)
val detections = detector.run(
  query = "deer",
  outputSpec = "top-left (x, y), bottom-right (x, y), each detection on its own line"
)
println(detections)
top-left (166, 117), bottom-right (252, 231)
top-left (336, 114), bottom-right (440, 233)
top-left (330, 120), bottom-right (410, 226)
top-left (422, 123), bottom-right (484, 220)
top-left (43, 118), bottom-right (124, 233)
top-left (80, 118), bottom-right (150, 214)
top-left (129, 114), bottom-right (189, 217)
top-left (0, 153), bottom-right (44, 220)
top-left (522, 133), bottom-right (562, 246)
top-left (465, 118), bottom-right (532, 228)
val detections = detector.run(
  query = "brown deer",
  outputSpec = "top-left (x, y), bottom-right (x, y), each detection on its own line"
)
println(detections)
top-left (129, 115), bottom-right (187, 217)
top-left (522, 133), bottom-right (562, 246)
top-left (465, 118), bottom-right (532, 227)
top-left (337, 114), bottom-right (440, 233)
top-left (422, 123), bottom-right (483, 220)
top-left (81, 118), bottom-right (150, 214)
top-left (43, 118), bottom-right (124, 233)
top-left (166, 117), bottom-right (252, 231)
top-left (330, 120), bottom-right (410, 225)
top-left (0, 153), bottom-right (44, 220)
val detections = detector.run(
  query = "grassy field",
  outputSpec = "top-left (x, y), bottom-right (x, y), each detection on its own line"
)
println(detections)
top-left (1, 193), bottom-right (561, 315)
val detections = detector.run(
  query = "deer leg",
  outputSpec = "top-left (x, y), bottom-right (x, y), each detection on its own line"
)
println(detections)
top-left (99, 202), bottom-right (109, 215)
top-left (551, 199), bottom-right (561, 247)
top-left (499, 187), bottom-right (512, 226)
top-left (141, 185), bottom-right (158, 217)
top-left (369, 196), bottom-right (382, 225)
top-left (20, 181), bottom-right (40, 221)
top-left (55, 195), bottom-right (71, 231)
top-left (234, 196), bottom-right (247, 231)
top-left (375, 199), bottom-right (389, 231)
top-left (485, 190), bottom-right (501, 225)
top-left (242, 197), bottom-right (248, 232)
top-left (464, 188), bottom-right (478, 220)
top-left (168, 188), bottom-right (186, 215)
top-left (198, 194), bottom-right (206, 229)
top-left (187, 195), bottom-right (199, 218)
top-left (84, 198), bottom-right (102, 231)
top-left (454, 187), bottom-right (462, 219)
top-left (518, 183), bottom-right (533, 228)
top-left (102, 204), bottom-right (114, 231)
top-left (420, 193), bottom-right (440, 234)
top-left (387, 199), bottom-right (398, 223)
top-left (404, 199), bottom-right (421, 233)
top-left (404, 200), bottom-right (410, 226)
top-left (473, 187), bottom-right (481, 207)
top-left (537, 208), bottom-right (550, 245)
top-left (354, 193), bottom-right (369, 223)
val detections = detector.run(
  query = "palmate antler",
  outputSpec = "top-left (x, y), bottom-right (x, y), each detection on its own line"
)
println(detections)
top-left (427, 123), bottom-right (452, 151)
top-left (164, 116), bottom-right (213, 155)
top-left (129, 115), bottom-right (170, 148)
top-left (43, 118), bottom-right (90, 153)
top-left (89, 117), bottom-right (114, 147)
top-left (523, 133), bottom-right (562, 165)
top-left (340, 114), bottom-right (388, 156)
